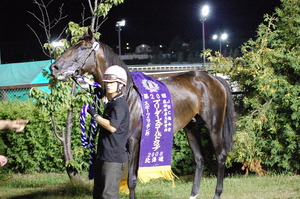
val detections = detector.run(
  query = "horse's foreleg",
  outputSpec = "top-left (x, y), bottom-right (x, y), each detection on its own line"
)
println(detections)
top-left (184, 126), bottom-right (204, 199)
top-left (127, 137), bottom-right (140, 199)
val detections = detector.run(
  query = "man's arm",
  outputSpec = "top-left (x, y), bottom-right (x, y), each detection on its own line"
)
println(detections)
top-left (93, 115), bottom-right (117, 133)
top-left (0, 120), bottom-right (29, 132)
top-left (87, 108), bottom-right (117, 133)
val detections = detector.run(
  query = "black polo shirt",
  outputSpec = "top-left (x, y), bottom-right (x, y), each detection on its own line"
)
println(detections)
top-left (97, 93), bottom-right (129, 163)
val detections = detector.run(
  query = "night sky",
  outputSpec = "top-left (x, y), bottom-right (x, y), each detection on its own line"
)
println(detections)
top-left (0, 0), bottom-right (281, 64)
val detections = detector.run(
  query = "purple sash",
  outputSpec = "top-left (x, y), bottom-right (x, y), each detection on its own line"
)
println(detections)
top-left (132, 72), bottom-right (175, 183)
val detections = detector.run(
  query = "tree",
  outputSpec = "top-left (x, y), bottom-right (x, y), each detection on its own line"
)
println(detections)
top-left (27, 0), bottom-right (68, 58)
top-left (208, 0), bottom-right (300, 174)
top-left (30, 79), bottom-right (92, 180)
top-left (29, 0), bottom-right (124, 181)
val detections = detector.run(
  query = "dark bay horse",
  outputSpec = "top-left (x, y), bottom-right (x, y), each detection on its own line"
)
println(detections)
top-left (50, 30), bottom-right (235, 199)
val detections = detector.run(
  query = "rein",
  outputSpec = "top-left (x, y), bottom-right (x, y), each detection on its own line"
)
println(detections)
top-left (72, 41), bottom-right (143, 178)
top-left (71, 41), bottom-right (103, 179)
top-left (78, 75), bottom-right (103, 179)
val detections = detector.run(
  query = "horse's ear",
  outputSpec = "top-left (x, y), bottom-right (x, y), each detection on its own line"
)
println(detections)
top-left (80, 28), bottom-right (94, 41)
top-left (88, 28), bottom-right (93, 38)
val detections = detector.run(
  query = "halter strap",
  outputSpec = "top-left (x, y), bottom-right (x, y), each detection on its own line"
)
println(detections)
top-left (74, 42), bottom-right (100, 75)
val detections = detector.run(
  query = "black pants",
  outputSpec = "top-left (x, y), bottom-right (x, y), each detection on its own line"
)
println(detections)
top-left (93, 160), bottom-right (125, 199)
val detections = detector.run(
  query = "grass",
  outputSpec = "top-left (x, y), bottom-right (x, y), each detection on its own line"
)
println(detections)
top-left (0, 173), bottom-right (299, 199)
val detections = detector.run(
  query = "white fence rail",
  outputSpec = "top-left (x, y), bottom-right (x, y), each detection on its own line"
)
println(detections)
top-left (128, 63), bottom-right (215, 72)
top-left (128, 63), bottom-right (241, 94)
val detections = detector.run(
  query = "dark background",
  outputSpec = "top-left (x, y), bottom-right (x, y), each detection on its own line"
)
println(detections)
top-left (0, 0), bottom-right (281, 63)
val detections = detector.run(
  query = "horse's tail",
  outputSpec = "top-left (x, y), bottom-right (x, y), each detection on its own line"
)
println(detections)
top-left (215, 76), bottom-right (236, 152)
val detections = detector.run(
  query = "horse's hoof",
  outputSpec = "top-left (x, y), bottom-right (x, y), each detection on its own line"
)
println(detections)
top-left (189, 194), bottom-right (198, 199)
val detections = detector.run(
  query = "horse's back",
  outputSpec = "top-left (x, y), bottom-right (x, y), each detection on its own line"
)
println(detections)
top-left (164, 70), bottom-right (227, 100)
top-left (162, 70), bottom-right (228, 131)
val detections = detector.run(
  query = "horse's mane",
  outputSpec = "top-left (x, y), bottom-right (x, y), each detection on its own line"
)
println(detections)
top-left (81, 32), bottom-right (130, 80)
top-left (101, 43), bottom-right (126, 68)
top-left (100, 42), bottom-right (134, 89)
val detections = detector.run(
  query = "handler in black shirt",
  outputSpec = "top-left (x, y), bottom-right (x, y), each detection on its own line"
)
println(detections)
top-left (88, 65), bottom-right (130, 199)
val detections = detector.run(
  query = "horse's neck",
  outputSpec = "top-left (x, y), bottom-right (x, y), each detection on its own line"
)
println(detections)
top-left (95, 44), bottom-right (134, 96)
top-left (93, 65), bottom-right (105, 84)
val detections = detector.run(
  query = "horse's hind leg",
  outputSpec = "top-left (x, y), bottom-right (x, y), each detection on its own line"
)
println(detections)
top-left (127, 135), bottom-right (140, 199)
top-left (184, 123), bottom-right (204, 199)
top-left (210, 127), bottom-right (227, 199)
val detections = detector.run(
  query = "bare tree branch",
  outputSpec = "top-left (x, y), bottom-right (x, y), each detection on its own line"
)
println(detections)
top-left (95, 16), bottom-right (107, 32)
top-left (27, 11), bottom-right (44, 25)
top-left (85, 0), bottom-right (106, 32)
top-left (81, 3), bottom-right (87, 27)
top-left (54, 25), bottom-right (69, 42)
top-left (41, 0), bottom-right (51, 37)
top-left (33, 0), bottom-right (49, 40)
top-left (87, 0), bottom-right (94, 13)
top-left (45, 0), bottom-right (54, 7)
top-left (27, 0), bottom-right (68, 57)
top-left (50, 4), bottom-right (68, 29)
top-left (27, 24), bottom-right (50, 57)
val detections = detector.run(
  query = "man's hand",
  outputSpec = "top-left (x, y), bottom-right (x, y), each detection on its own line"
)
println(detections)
top-left (87, 106), bottom-right (97, 118)
top-left (0, 120), bottom-right (29, 132)
top-left (0, 155), bottom-right (8, 166)
top-left (94, 87), bottom-right (104, 97)
top-left (11, 120), bottom-right (29, 132)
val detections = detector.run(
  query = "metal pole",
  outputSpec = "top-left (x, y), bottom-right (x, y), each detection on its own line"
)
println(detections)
top-left (118, 28), bottom-right (121, 56)
top-left (219, 39), bottom-right (222, 54)
top-left (202, 20), bottom-right (205, 67)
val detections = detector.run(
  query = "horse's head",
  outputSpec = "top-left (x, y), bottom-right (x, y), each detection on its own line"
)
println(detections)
top-left (50, 29), bottom-right (105, 81)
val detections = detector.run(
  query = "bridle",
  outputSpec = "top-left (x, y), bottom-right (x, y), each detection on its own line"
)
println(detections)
top-left (71, 41), bottom-right (101, 93)
top-left (73, 41), bottom-right (100, 77)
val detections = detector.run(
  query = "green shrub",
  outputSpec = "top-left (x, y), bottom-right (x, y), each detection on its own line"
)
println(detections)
top-left (0, 101), bottom-right (89, 173)
top-left (209, 0), bottom-right (300, 175)
top-left (172, 129), bottom-right (194, 175)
